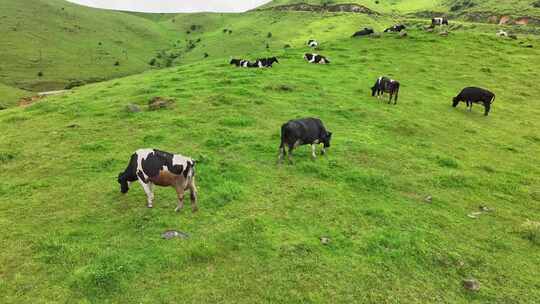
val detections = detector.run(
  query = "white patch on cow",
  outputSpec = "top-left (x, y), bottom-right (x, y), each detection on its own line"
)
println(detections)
top-left (172, 154), bottom-right (189, 168)
top-left (308, 40), bottom-right (318, 48)
top-left (135, 148), bottom-right (154, 182)
top-left (309, 54), bottom-right (318, 63)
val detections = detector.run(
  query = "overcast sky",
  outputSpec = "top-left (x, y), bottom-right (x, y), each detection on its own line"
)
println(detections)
top-left (67, 0), bottom-right (271, 13)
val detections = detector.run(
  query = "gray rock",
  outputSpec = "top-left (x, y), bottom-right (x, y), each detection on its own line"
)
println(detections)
top-left (125, 104), bottom-right (141, 113)
top-left (399, 31), bottom-right (408, 38)
top-left (320, 237), bottom-right (331, 245)
top-left (439, 31), bottom-right (449, 37)
top-left (424, 195), bottom-right (433, 203)
top-left (162, 230), bottom-right (189, 240)
top-left (463, 279), bottom-right (480, 291)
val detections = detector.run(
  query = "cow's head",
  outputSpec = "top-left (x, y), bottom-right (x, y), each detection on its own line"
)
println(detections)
top-left (371, 85), bottom-right (377, 96)
top-left (270, 57), bottom-right (279, 64)
top-left (230, 59), bottom-right (239, 65)
top-left (323, 131), bottom-right (333, 148)
top-left (117, 172), bottom-right (129, 194)
top-left (452, 96), bottom-right (460, 107)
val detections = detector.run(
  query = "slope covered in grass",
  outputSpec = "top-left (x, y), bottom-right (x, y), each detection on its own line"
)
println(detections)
top-left (1, 22), bottom-right (539, 302)
top-left (263, 0), bottom-right (540, 18)
top-left (0, 0), bottom-right (175, 91)
top-left (0, 84), bottom-right (29, 109)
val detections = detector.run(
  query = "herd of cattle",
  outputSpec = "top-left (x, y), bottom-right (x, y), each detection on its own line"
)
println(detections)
top-left (119, 18), bottom-right (495, 211)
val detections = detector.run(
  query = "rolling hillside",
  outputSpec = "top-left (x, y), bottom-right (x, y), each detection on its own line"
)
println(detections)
top-left (1, 12), bottom-right (540, 303)
top-left (262, 0), bottom-right (540, 19)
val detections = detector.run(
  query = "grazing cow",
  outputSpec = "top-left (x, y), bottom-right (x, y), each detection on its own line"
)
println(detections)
top-left (304, 53), bottom-right (330, 64)
top-left (384, 24), bottom-right (406, 32)
top-left (352, 27), bottom-right (374, 37)
top-left (256, 56), bottom-right (279, 68)
top-left (117, 149), bottom-right (198, 212)
top-left (453, 87), bottom-right (495, 116)
top-left (307, 39), bottom-right (319, 48)
top-left (371, 76), bottom-right (400, 104)
top-left (432, 17), bottom-right (449, 26)
top-left (230, 58), bottom-right (243, 67)
top-left (279, 118), bottom-right (332, 163)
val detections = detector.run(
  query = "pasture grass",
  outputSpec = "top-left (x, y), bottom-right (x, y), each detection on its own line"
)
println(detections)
top-left (1, 20), bottom-right (539, 303)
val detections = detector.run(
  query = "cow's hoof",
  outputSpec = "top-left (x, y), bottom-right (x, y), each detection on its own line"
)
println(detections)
top-left (175, 207), bottom-right (183, 212)
top-left (147, 205), bottom-right (153, 209)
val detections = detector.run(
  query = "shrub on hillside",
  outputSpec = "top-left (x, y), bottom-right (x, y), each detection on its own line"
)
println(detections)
top-left (37, 71), bottom-right (43, 77)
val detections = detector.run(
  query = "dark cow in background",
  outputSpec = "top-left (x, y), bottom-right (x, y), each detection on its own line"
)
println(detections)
top-left (304, 53), bottom-right (330, 64)
top-left (230, 58), bottom-right (243, 67)
top-left (384, 24), bottom-right (406, 32)
top-left (371, 76), bottom-right (400, 104)
top-left (279, 118), bottom-right (333, 163)
top-left (453, 87), bottom-right (495, 116)
top-left (432, 17), bottom-right (449, 26)
top-left (117, 149), bottom-right (198, 212)
top-left (307, 39), bottom-right (319, 48)
top-left (352, 27), bottom-right (374, 37)
top-left (256, 56), bottom-right (279, 68)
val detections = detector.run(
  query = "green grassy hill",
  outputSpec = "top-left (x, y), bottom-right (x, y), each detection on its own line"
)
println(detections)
top-left (262, 0), bottom-right (540, 18)
top-left (1, 15), bottom-right (539, 303)
top-left (0, 84), bottom-right (30, 108)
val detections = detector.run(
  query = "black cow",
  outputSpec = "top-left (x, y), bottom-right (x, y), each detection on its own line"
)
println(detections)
top-left (117, 149), bottom-right (198, 212)
top-left (432, 17), bottom-right (449, 26)
top-left (352, 27), bottom-right (374, 37)
top-left (278, 118), bottom-right (332, 163)
top-left (371, 76), bottom-right (400, 104)
top-left (304, 53), bottom-right (330, 64)
top-left (384, 24), bottom-right (406, 32)
top-left (256, 56), bottom-right (279, 68)
top-left (453, 87), bottom-right (495, 116)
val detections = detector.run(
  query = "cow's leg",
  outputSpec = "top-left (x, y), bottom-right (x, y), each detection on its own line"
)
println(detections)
top-left (388, 93), bottom-right (393, 104)
top-left (139, 180), bottom-right (154, 208)
top-left (278, 145), bottom-right (285, 164)
top-left (189, 177), bottom-right (198, 213)
top-left (311, 144), bottom-right (317, 159)
top-left (174, 183), bottom-right (186, 212)
top-left (484, 103), bottom-right (491, 116)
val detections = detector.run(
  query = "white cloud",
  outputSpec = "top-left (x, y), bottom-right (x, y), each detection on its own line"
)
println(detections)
top-left (66, 0), bottom-right (271, 13)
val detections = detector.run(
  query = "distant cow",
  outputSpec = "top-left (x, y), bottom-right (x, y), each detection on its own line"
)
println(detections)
top-left (279, 118), bottom-right (333, 163)
top-left (384, 24), bottom-right (406, 32)
top-left (256, 56), bottom-right (279, 68)
top-left (307, 39), bottom-right (319, 48)
top-left (371, 76), bottom-right (400, 104)
top-left (117, 149), bottom-right (198, 212)
top-left (432, 17), bottom-right (448, 26)
top-left (304, 53), bottom-right (330, 64)
top-left (230, 58), bottom-right (257, 68)
top-left (453, 87), bottom-right (495, 116)
top-left (352, 27), bottom-right (374, 37)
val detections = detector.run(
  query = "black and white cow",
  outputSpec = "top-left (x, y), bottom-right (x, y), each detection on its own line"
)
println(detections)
top-left (117, 149), bottom-right (198, 212)
top-left (278, 118), bottom-right (333, 163)
top-left (384, 24), bottom-right (406, 32)
top-left (230, 58), bottom-right (256, 68)
top-left (453, 87), bottom-right (495, 116)
top-left (352, 27), bottom-right (374, 37)
top-left (304, 53), bottom-right (330, 64)
top-left (371, 76), bottom-right (400, 104)
top-left (256, 56), bottom-right (279, 68)
top-left (307, 39), bottom-right (319, 48)
top-left (432, 17), bottom-right (449, 26)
